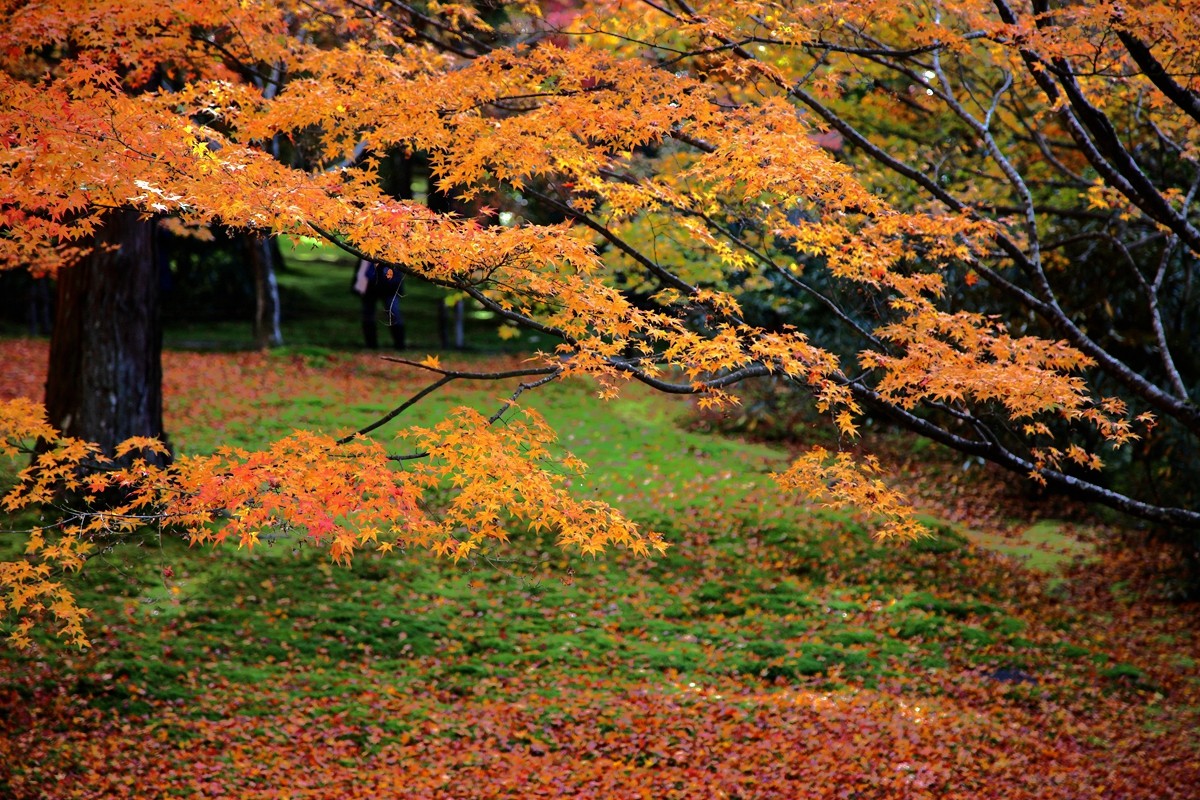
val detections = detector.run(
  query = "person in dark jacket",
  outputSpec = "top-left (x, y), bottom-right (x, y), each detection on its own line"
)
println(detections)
top-left (352, 259), bottom-right (406, 349)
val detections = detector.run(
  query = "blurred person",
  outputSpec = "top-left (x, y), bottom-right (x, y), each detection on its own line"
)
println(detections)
top-left (352, 259), bottom-right (405, 349)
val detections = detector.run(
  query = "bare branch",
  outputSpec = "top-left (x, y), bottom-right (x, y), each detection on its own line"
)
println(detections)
top-left (336, 375), bottom-right (456, 445)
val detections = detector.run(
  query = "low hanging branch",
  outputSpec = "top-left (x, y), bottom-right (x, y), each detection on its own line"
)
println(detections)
top-left (337, 359), bottom-right (561, 445)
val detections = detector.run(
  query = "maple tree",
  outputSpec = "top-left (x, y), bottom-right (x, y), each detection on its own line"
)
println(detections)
top-left (1, 0), bottom-right (1199, 644)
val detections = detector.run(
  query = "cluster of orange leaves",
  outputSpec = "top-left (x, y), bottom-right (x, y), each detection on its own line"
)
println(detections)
top-left (0, 393), bottom-right (664, 648)
top-left (0, 0), bottom-right (1168, 644)
top-left (0, 0), bottom-right (1128, 428)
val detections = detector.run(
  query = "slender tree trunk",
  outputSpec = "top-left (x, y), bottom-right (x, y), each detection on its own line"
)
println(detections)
top-left (438, 298), bottom-right (465, 350)
top-left (45, 208), bottom-right (170, 466)
top-left (427, 173), bottom-right (465, 349)
top-left (248, 236), bottom-right (283, 349)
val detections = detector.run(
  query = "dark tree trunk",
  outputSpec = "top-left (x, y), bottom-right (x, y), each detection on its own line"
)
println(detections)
top-left (45, 208), bottom-right (170, 466)
top-left (248, 235), bottom-right (283, 349)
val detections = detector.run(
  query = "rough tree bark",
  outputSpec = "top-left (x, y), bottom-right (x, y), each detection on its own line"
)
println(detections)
top-left (45, 208), bottom-right (170, 466)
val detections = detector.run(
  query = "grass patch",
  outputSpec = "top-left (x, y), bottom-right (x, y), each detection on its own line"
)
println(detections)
top-left (965, 520), bottom-right (1096, 572)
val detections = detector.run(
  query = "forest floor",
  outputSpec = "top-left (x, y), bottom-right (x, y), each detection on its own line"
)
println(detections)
top-left (1, 333), bottom-right (1198, 798)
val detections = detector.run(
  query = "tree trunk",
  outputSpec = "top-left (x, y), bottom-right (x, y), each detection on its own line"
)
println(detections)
top-left (45, 208), bottom-right (170, 466)
top-left (439, 298), bottom-right (465, 350)
top-left (248, 236), bottom-right (283, 349)
top-left (427, 172), bottom-right (465, 349)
